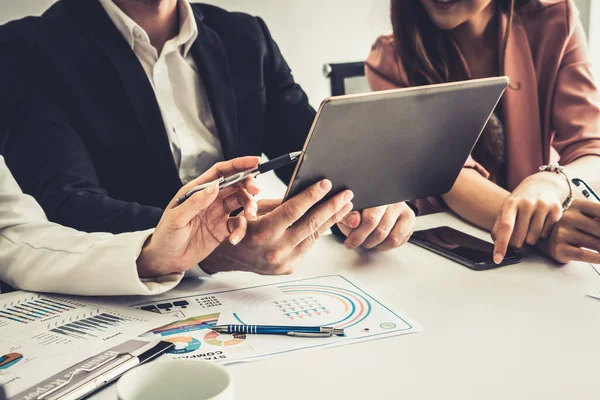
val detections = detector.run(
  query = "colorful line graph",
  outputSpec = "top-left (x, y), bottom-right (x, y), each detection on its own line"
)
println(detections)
top-left (144, 313), bottom-right (219, 337)
top-left (234, 284), bottom-right (372, 329)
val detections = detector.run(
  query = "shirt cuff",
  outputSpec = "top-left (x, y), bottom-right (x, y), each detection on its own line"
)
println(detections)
top-left (184, 263), bottom-right (212, 279)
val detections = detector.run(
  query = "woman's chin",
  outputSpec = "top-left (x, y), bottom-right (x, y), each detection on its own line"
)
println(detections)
top-left (430, 17), bottom-right (464, 31)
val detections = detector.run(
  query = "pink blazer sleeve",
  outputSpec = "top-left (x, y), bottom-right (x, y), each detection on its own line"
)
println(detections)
top-left (551, 5), bottom-right (600, 164)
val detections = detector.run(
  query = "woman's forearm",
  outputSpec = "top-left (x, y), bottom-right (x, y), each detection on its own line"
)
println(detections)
top-left (441, 168), bottom-right (510, 231)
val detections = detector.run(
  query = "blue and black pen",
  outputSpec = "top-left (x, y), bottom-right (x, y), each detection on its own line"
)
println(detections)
top-left (212, 324), bottom-right (345, 338)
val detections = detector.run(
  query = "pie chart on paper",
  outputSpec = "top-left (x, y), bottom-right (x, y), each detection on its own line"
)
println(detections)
top-left (164, 336), bottom-right (201, 354)
top-left (0, 353), bottom-right (23, 370)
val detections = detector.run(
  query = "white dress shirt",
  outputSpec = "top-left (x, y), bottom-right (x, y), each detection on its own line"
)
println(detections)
top-left (99, 0), bottom-right (224, 184)
top-left (0, 157), bottom-right (183, 296)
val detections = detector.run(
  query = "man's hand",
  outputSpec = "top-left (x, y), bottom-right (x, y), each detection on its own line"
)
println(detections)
top-left (491, 171), bottom-right (570, 264)
top-left (542, 199), bottom-right (600, 264)
top-left (336, 202), bottom-right (416, 251)
top-left (136, 157), bottom-right (261, 278)
top-left (202, 179), bottom-right (354, 275)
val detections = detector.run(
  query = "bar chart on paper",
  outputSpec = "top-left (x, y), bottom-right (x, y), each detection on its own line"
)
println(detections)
top-left (0, 292), bottom-right (163, 351)
top-left (0, 293), bottom-right (169, 399)
top-left (49, 313), bottom-right (135, 340)
top-left (0, 297), bottom-right (85, 324)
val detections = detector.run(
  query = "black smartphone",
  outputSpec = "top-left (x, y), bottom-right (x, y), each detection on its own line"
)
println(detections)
top-left (409, 226), bottom-right (521, 270)
top-left (572, 178), bottom-right (600, 203)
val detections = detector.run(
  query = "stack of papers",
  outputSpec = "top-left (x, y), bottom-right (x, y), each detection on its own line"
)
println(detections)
top-left (0, 292), bottom-right (169, 398)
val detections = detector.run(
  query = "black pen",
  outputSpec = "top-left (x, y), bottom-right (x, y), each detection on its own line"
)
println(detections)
top-left (176, 151), bottom-right (302, 205)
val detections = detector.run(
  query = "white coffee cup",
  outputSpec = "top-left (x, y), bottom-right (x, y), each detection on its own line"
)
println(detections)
top-left (117, 359), bottom-right (233, 400)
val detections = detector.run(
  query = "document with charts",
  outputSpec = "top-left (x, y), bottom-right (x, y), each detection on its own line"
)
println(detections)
top-left (130, 275), bottom-right (423, 364)
top-left (0, 292), bottom-right (168, 398)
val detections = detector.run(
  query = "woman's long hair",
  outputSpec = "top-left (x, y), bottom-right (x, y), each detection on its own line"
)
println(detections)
top-left (391, 0), bottom-right (528, 175)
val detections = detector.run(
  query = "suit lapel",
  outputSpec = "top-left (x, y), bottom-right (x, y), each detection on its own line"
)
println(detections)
top-left (66, 0), bottom-right (180, 182)
top-left (498, 12), bottom-right (543, 190)
top-left (189, 9), bottom-right (238, 159)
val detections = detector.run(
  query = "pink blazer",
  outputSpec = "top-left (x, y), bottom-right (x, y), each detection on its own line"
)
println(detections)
top-left (366, 0), bottom-right (600, 214)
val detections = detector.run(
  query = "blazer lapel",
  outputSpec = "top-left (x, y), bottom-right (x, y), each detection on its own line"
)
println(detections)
top-left (498, 12), bottom-right (543, 190)
top-left (189, 9), bottom-right (238, 159)
top-left (66, 0), bottom-right (180, 182)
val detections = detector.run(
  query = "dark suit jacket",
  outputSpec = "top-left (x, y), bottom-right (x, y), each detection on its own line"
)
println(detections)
top-left (0, 0), bottom-right (315, 233)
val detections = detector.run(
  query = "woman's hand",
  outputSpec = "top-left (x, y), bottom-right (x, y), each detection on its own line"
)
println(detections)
top-left (543, 199), bottom-right (600, 264)
top-left (492, 171), bottom-right (570, 263)
top-left (336, 202), bottom-right (415, 251)
top-left (136, 157), bottom-right (261, 278)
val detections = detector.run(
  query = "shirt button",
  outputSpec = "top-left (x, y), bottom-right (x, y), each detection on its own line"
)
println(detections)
top-left (133, 30), bottom-right (143, 39)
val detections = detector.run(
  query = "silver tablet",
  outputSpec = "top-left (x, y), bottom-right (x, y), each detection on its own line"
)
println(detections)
top-left (284, 76), bottom-right (509, 210)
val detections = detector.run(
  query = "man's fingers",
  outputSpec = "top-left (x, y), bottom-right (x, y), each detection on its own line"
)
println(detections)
top-left (169, 158), bottom-right (260, 209)
top-left (219, 176), bottom-right (260, 199)
top-left (286, 190), bottom-right (354, 248)
top-left (295, 202), bottom-right (354, 254)
top-left (336, 223), bottom-right (353, 238)
top-left (279, 202), bottom-right (355, 270)
top-left (361, 207), bottom-right (398, 249)
top-left (202, 156), bottom-right (261, 183)
top-left (568, 211), bottom-right (600, 238)
top-left (376, 221), bottom-right (413, 252)
top-left (557, 244), bottom-right (600, 264)
top-left (168, 182), bottom-right (220, 228)
top-left (341, 211), bottom-right (361, 229)
top-left (181, 156), bottom-right (260, 193)
top-left (492, 200), bottom-right (518, 264)
top-left (576, 199), bottom-right (600, 219)
top-left (257, 199), bottom-right (282, 215)
top-left (227, 216), bottom-right (248, 246)
top-left (222, 189), bottom-right (258, 221)
top-left (565, 230), bottom-right (600, 252)
top-left (267, 180), bottom-right (332, 231)
top-left (245, 176), bottom-right (260, 197)
top-left (374, 206), bottom-right (415, 251)
top-left (344, 206), bottom-right (387, 249)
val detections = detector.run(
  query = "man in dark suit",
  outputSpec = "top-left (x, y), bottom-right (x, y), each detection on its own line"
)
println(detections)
top-left (0, 0), bottom-right (415, 275)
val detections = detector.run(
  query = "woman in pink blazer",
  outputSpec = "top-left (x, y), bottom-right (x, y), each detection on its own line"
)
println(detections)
top-left (366, 0), bottom-right (600, 264)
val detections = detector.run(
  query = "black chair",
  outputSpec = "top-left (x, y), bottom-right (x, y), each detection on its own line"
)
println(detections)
top-left (323, 62), bottom-right (367, 96)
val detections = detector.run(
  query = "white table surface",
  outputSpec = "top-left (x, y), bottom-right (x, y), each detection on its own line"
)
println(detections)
top-left (88, 210), bottom-right (600, 400)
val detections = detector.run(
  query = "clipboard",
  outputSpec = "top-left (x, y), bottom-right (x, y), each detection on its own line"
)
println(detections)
top-left (29, 340), bottom-right (174, 400)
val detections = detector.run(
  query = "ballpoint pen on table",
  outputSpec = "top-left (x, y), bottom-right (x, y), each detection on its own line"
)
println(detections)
top-left (176, 151), bottom-right (302, 205)
top-left (211, 324), bottom-right (345, 338)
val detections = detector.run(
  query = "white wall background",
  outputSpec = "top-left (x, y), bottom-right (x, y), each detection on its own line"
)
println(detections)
top-left (0, 0), bottom-right (594, 107)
